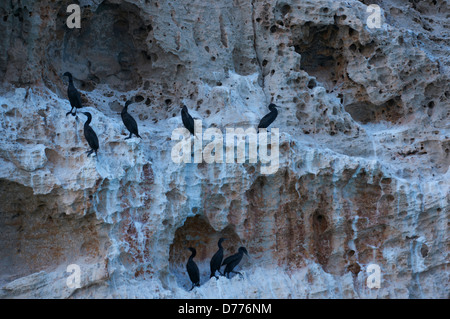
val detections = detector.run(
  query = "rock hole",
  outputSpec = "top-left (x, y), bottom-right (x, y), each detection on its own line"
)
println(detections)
top-left (420, 243), bottom-right (429, 257)
top-left (307, 79), bottom-right (316, 89)
top-left (281, 4), bottom-right (291, 16)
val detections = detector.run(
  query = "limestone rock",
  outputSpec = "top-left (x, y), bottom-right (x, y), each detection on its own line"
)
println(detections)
top-left (0, 0), bottom-right (448, 298)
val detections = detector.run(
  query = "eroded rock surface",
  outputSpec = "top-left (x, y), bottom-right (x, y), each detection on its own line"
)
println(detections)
top-left (0, 0), bottom-right (448, 298)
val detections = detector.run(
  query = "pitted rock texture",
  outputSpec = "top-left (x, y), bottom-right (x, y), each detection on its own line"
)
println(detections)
top-left (0, 0), bottom-right (448, 298)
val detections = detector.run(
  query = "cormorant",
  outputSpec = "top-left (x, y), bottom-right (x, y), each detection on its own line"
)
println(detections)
top-left (222, 247), bottom-right (249, 279)
top-left (81, 112), bottom-right (99, 157)
top-left (181, 105), bottom-right (195, 136)
top-left (257, 103), bottom-right (280, 130)
top-left (186, 247), bottom-right (200, 291)
top-left (63, 72), bottom-right (83, 117)
top-left (210, 238), bottom-right (226, 278)
top-left (121, 100), bottom-right (142, 139)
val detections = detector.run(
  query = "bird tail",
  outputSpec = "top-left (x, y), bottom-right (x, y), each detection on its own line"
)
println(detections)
top-left (193, 131), bottom-right (200, 140)
top-left (137, 134), bottom-right (142, 139)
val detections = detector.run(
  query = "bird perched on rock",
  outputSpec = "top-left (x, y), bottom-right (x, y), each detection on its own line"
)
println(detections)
top-left (258, 103), bottom-right (280, 130)
top-left (186, 247), bottom-right (200, 291)
top-left (81, 112), bottom-right (99, 157)
top-left (222, 247), bottom-right (249, 279)
top-left (63, 72), bottom-right (83, 117)
top-left (121, 100), bottom-right (142, 139)
top-left (181, 105), bottom-right (195, 136)
top-left (210, 238), bottom-right (226, 278)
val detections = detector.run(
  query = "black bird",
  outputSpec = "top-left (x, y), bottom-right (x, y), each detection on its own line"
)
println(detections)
top-left (222, 247), bottom-right (249, 279)
top-left (210, 238), bottom-right (226, 278)
top-left (81, 112), bottom-right (99, 157)
top-left (257, 103), bottom-right (280, 130)
top-left (181, 105), bottom-right (195, 136)
top-left (121, 100), bottom-right (142, 139)
top-left (63, 72), bottom-right (83, 117)
top-left (186, 247), bottom-right (200, 291)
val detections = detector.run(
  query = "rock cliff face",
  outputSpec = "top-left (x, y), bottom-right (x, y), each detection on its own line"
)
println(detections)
top-left (0, 0), bottom-right (448, 298)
